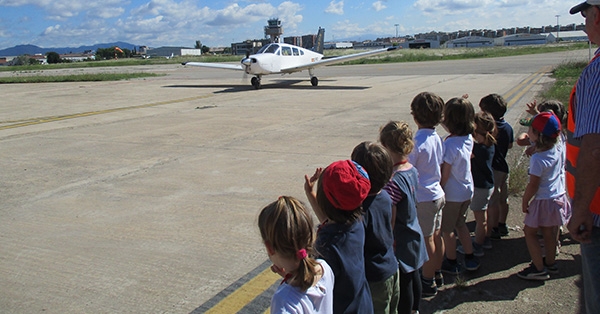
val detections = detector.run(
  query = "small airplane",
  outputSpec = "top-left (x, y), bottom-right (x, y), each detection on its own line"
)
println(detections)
top-left (182, 28), bottom-right (397, 89)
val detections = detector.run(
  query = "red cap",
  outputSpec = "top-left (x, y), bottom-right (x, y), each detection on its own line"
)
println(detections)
top-left (519, 111), bottom-right (561, 138)
top-left (322, 160), bottom-right (371, 211)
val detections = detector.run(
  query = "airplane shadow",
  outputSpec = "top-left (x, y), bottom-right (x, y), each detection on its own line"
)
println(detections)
top-left (164, 79), bottom-right (371, 93)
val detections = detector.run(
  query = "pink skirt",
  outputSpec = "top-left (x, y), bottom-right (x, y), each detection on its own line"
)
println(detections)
top-left (524, 194), bottom-right (572, 228)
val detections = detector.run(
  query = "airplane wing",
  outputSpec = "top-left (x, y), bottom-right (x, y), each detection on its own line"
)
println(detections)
top-left (182, 62), bottom-right (244, 71)
top-left (280, 47), bottom-right (397, 73)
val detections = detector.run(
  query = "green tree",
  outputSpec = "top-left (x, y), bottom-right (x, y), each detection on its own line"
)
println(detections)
top-left (201, 45), bottom-right (210, 54)
top-left (46, 51), bottom-right (61, 64)
top-left (195, 40), bottom-right (202, 49)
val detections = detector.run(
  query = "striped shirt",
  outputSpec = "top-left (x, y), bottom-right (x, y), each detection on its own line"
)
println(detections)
top-left (574, 48), bottom-right (600, 227)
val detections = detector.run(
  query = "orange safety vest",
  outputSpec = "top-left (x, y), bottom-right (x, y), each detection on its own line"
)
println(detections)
top-left (566, 57), bottom-right (600, 215)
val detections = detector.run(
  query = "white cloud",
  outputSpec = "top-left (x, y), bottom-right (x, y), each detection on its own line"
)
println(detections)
top-left (373, 1), bottom-right (387, 12)
top-left (414, 0), bottom-right (493, 13)
top-left (325, 1), bottom-right (344, 15)
top-left (331, 18), bottom-right (396, 38)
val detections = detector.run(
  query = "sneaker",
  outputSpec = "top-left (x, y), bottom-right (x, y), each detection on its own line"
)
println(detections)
top-left (421, 280), bottom-right (438, 297)
top-left (490, 228), bottom-right (502, 240)
top-left (457, 242), bottom-right (484, 257)
top-left (482, 237), bottom-right (493, 249)
top-left (441, 259), bottom-right (462, 275)
top-left (517, 264), bottom-right (549, 280)
top-left (434, 271), bottom-right (444, 287)
top-left (544, 258), bottom-right (559, 274)
top-left (498, 223), bottom-right (509, 236)
top-left (464, 256), bottom-right (480, 271)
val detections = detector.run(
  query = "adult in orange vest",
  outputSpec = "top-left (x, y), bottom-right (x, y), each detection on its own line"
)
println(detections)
top-left (568, 2), bottom-right (600, 314)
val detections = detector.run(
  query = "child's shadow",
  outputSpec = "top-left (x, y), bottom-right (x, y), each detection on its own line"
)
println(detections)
top-left (421, 256), bottom-right (581, 313)
top-left (420, 222), bottom-right (583, 313)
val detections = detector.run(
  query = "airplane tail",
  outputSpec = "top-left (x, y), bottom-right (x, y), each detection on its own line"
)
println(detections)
top-left (313, 27), bottom-right (325, 54)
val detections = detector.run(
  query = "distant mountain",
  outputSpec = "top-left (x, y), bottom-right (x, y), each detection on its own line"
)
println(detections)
top-left (0, 42), bottom-right (140, 56)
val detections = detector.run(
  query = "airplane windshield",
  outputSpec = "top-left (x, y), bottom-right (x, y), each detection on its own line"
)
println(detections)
top-left (257, 44), bottom-right (279, 54)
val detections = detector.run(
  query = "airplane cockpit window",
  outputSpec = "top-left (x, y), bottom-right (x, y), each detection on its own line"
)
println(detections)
top-left (300, 50), bottom-right (304, 55)
top-left (292, 48), bottom-right (299, 56)
top-left (281, 47), bottom-right (292, 56)
top-left (258, 44), bottom-right (279, 54)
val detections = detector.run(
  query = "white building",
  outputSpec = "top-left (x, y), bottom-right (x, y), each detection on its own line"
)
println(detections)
top-left (554, 30), bottom-right (589, 42)
top-left (494, 33), bottom-right (554, 46)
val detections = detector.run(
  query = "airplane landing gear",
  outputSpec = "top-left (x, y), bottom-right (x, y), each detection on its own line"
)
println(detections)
top-left (310, 76), bottom-right (319, 87)
top-left (251, 76), bottom-right (261, 89)
top-left (250, 76), bottom-right (260, 89)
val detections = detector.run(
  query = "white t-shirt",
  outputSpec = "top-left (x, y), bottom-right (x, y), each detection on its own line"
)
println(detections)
top-left (270, 259), bottom-right (335, 314)
top-left (408, 128), bottom-right (445, 202)
top-left (442, 135), bottom-right (474, 202)
top-left (529, 144), bottom-right (566, 200)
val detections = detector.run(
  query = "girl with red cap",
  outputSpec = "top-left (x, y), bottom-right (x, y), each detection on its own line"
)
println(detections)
top-left (304, 160), bottom-right (374, 314)
top-left (517, 112), bottom-right (571, 280)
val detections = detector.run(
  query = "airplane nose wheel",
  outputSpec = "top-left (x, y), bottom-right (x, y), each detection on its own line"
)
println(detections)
top-left (310, 77), bottom-right (319, 87)
top-left (251, 76), bottom-right (261, 89)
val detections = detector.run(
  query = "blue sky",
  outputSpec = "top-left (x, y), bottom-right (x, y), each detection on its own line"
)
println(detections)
top-left (0, 0), bottom-right (586, 50)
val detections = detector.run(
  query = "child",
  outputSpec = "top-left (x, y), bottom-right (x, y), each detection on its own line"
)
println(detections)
top-left (439, 97), bottom-right (479, 273)
top-left (351, 141), bottom-right (400, 314)
top-left (407, 92), bottom-right (446, 297)
top-left (463, 111), bottom-right (496, 256)
top-left (517, 112), bottom-right (571, 280)
top-left (304, 160), bottom-right (374, 314)
top-left (258, 196), bottom-right (335, 313)
top-left (516, 99), bottom-right (567, 255)
top-left (380, 121), bottom-right (428, 314)
top-left (479, 93), bottom-right (514, 239)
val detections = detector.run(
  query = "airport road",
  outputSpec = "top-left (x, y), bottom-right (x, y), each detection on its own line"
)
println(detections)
top-left (0, 49), bottom-right (589, 313)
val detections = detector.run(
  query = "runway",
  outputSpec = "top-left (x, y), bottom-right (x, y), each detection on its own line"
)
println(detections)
top-left (0, 49), bottom-right (588, 313)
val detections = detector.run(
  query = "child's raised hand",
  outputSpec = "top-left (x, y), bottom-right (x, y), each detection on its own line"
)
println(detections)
top-left (526, 100), bottom-right (539, 116)
top-left (304, 167), bottom-right (323, 195)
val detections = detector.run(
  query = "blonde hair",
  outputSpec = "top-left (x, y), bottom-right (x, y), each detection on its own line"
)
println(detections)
top-left (474, 111), bottom-right (497, 147)
top-left (379, 121), bottom-right (414, 158)
top-left (258, 196), bottom-right (319, 291)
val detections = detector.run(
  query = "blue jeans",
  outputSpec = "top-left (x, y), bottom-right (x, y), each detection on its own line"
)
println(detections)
top-left (581, 226), bottom-right (600, 314)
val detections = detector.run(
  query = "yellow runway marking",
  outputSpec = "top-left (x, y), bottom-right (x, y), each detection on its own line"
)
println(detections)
top-left (0, 94), bottom-right (214, 131)
top-left (503, 65), bottom-right (553, 108)
top-left (204, 267), bottom-right (279, 314)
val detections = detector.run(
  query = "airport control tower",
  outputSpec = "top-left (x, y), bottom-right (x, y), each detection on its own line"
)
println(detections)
top-left (264, 18), bottom-right (283, 43)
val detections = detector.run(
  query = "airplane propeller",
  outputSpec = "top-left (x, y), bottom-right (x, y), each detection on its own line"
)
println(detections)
top-left (241, 51), bottom-right (256, 73)
top-left (241, 51), bottom-right (251, 81)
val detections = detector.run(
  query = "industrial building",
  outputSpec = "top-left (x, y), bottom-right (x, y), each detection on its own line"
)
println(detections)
top-left (494, 33), bottom-right (554, 46)
top-left (399, 39), bottom-right (441, 49)
top-left (444, 36), bottom-right (493, 48)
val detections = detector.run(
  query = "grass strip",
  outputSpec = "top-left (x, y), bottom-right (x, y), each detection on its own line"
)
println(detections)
top-left (0, 72), bottom-right (163, 84)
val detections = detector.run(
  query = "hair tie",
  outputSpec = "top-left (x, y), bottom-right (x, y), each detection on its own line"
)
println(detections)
top-left (296, 249), bottom-right (307, 260)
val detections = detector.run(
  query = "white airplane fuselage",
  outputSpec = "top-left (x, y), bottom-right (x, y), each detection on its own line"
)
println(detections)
top-left (241, 43), bottom-right (323, 75)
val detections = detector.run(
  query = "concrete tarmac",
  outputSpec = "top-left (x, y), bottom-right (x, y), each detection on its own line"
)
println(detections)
top-left (0, 49), bottom-right (589, 313)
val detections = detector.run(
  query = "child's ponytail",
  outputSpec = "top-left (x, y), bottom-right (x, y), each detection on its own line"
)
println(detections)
top-left (474, 111), bottom-right (497, 147)
top-left (293, 248), bottom-right (321, 291)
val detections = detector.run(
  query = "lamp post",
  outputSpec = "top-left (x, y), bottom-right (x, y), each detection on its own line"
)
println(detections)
top-left (556, 14), bottom-right (560, 42)
top-left (395, 24), bottom-right (399, 38)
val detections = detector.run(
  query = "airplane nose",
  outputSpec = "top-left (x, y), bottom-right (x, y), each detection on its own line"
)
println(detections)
top-left (241, 58), bottom-right (257, 66)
